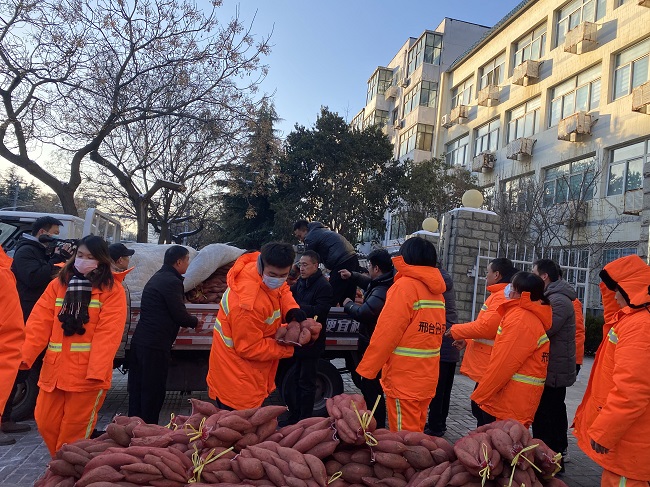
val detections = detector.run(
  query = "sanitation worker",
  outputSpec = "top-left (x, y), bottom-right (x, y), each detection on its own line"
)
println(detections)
top-left (471, 271), bottom-right (552, 427)
top-left (20, 235), bottom-right (127, 457)
top-left (447, 257), bottom-right (518, 426)
top-left (207, 242), bottom-right (312, 410)
top-left (0, 247), bottom-right (26, 446)
top-left (356, 237), bottom-right (446, 432)
top-left (573, 255), bottom-right (650, 487)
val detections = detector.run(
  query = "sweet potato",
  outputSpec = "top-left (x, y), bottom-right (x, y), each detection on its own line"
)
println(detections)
top-left (304, 454), bottom-right (327, 487)
top-left (210, 426), bottom-right (243, 443)
top-left (350, 449), bottom-right (372, 464)
top-left (447, 470), bottom-right (476, 487)
top-left (250, 405), bottom-right (288, 426)
top-left (75, 466), bottom-right (124, 487)
top-left (253, 418), bottom-right (277, 440)
top-left (218, 414), bottom-right (254, 432)
top-left (293, 428), bottom-right (333, 453)
top-left (271, 456), bottom-right (292, 476)
top-left (306, 440), bottom-right (339, 459)
top-left (374, 440), bottom-right (407, 454)
top-left (286, 478), bottom-right (309, 487)
top-left (403, 445), bottom-right (434, 469)
top-left (326, 398), bottom-right (343, 419)
top-left (121, 463), bottom-right (162, 476)
top-left (212, 470), bottom-right (242, 483)
top-left (373, 463), bottom-right (393, 480)
top-left (61, 451), bottom-right (89, 467)
top-left (376, 478), bottom-right (406, 487)
top-left (235, 432), bottom-right (259, 450)
top-left (262, 460), bottom-right (286, 487)
top-left (340, 463), bottom-right (374, 484)
top-left (49, 460), bottom-right (78, 478)
top-left (279, 426), bottom-right (305, 447)
top-left (144, 455), bottom-right (186, 483)
top-left (298, 327), bottom-right (312, 345)
top-left (148, 480), bottom-right (185, 487)
top-left (275, 326), bottom-right (288, 340)
top-left (190, 398), bottom-right (220, 416)
top-left (130, 435), bottom-right (173, 448)
top-left (374, 452), bottom-right (409, 471)
top-left (132, 423), bottom-right (170, 438)
top-left (122, 472), bottom-right (163, 484)
top-left (238, 456), bottom-right (265, 480)
top-left (106, 423), bottom-right (131, 447)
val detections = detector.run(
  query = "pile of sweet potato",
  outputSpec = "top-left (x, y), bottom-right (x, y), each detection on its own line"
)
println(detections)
top-left (185, 261), bottom-right (235, 304)
top-left (35, 396), bottom-right (567, 487)
top-left (276, 319), bottom-right (322, 347)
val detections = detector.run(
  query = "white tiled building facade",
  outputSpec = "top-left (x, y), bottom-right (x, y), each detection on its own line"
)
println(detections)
top-left (353, 0), bottom-right (650, 287)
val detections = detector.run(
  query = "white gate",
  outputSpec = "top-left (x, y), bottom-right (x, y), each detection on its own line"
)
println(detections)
top-left (469, 241), bottom-right (591, 320)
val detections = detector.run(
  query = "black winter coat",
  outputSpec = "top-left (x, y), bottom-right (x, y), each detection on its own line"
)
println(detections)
top-left (132, 264), bottom-right (198, 352)
top-left (545, 279), bottom-right (577, 388)
top-left (343, 269), bottom-right (395, 347)
top-left (11, 235), bottom-right (65, 320)
top-left (440, 268), bottom-right (460, 363)
top-left (290, 269), bottom-right (332, 357)
top-left (304, 222), bottom-right (356, 270)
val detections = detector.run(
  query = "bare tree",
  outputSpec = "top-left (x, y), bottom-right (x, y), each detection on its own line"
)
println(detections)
top-left (0, 0), bottom-right (269, 216)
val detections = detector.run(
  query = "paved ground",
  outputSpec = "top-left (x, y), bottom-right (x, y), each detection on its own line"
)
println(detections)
top-left (0, 358), bottom-right (602, 486)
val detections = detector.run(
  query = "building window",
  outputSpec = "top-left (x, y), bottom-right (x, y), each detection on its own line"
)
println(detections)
top-left (363, 110), bottom-right (389, 130)
top-left (507, 97), bottom-right (541, 143)
top-left (403, 81), bottom-right (438, 116)
top-left (607, 141), bottom-right (645, 196)
top-left (451, 78), bottom-right (473, 108)
top-left (502, 175), bottom-right (535, 212)
top-left (406, 32), bottom-right (443, 76)
top-left (392, 108), bottom-right (400, 125)
top-left (549, 64), bottom-right (601, 126)
top-left (474, 119), bottom-right (500, 155)
top-left (543, 156), bottom-right (596, 207)
top-left (556, 0), bottom-right (606, 47)
top-left (445, 134), bottom-right (470, 167)
top-left (479, 53), bottom-right (506, 89)
top-left (351, 110), bottom-right (364, 132)
top-left (366, 68), bottom-right (392, 104)
top-left (398, 124), bottom-right (434, 157)
top-left (613, 38), bottom-right (650, 100)
top-left (514, 24), bottom-right (547, 66)
top-left (603, 247), bottom-right (637, 263)
top-left (482, 185), bottom-right (495, 211)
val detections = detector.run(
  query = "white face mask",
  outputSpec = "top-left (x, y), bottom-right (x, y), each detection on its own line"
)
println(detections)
top-left (263, 275), bottom-right (286, 290)
top-left (504, 283), bottom-right (513, 300)
top-left (74, 257), bottom-right (98, 275)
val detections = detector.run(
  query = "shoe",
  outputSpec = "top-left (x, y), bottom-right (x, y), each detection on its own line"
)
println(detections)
top-left (0, 431), bottom-right (16, 446)
top-left (1, 421), bottom-right (31, 433)
top-left (561, 450), bottom-right (570, 463)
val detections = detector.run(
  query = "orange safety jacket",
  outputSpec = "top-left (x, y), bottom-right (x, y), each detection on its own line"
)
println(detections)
top-left (0, 248), bottom-right (25, 415)
top-left (21, 272), bottom-right (127, 393)
top-left (451, 283), bottom-right (508, 383)
top-left (574, 298), bottom-right (585, 365)
top-left (356, 256), bottom-right (447, 401)
top-left (573, 255), bottom-right (650, 481)
top-left (471, 292), bottom-right (552, 427)
top-left (207, 252), bottom-right (296, 410)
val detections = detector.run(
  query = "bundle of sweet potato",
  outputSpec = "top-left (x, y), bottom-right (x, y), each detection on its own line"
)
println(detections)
top-left (276, 318), bottom-right (322, 347)
top-left (185, 261), bottom-right (235, 304)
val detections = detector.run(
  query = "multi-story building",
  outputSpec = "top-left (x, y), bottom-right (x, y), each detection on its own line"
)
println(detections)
top-left (435, 0), bottom-right (650, 306)
top-left (352, 19), bottom-right (490, 244)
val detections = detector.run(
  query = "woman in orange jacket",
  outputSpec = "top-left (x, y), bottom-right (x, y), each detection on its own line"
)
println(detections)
top-left (573, 255), bottom-right (650, 486)
top-left (0, 248), bottom-right (25, 445)
top-left (21, 236), bottom-right (127, 457)
top-left (448, 257), bottom-right (518, 426)
top-left (471, 271), bottom-right (552, 427)
top-left (356, 237), bottom-right (447, 432)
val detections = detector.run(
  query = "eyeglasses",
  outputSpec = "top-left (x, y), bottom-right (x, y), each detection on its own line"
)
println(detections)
top-left (297, 262), bottom-right (316, 268)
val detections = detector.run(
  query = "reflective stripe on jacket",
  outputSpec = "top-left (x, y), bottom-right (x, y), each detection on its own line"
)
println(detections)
top-left (207, 252), bottom-right (296, 410)
top-left (21, 273), bottom-right (127, 393)
top-left (471, 292), bottom-right (552, 427)
top-left (0, 248), bottom-right (25, 413)
top-left (451, 283), bottom-right (508, 383)
top-left (573, 255), bottom-right (650, 480)
top-left (356, 257), bottom-right (447, 401)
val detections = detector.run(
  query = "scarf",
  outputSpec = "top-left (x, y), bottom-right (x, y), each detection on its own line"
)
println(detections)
top-left (58, 271), bottom-right (93, 336)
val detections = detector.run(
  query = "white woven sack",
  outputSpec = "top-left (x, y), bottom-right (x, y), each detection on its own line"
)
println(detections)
top-left (122, 243), bottom-right (198, 301)
top-left (183, 243), bottom-right (245, 292)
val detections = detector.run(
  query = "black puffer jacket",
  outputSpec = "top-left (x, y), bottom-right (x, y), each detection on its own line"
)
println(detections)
top-left (132, 265), bottom-right (198, 352)
top-left (343, 269), bottom-right (395, 347)
top-left (290, 269), bottom-right (333, 357)
top-left (440, 268), bottom-right (460, 363)
top-left (304, 222), bottom-right (356, 270)
top-left (11, 235), bottom-right (66, 320)
top-left (545, 279), bottom-right (577, 388)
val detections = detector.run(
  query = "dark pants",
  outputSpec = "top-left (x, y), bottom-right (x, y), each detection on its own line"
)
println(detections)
top-left (532, 386), bottom-right (568, 454)
top-left (127, 344), bottom-right (170, 424)
top-left (212, 397), bottom-right (235, 411)
top-left (427, 361), bottom-right (457, 434)
top-left (330, 256), bottom-right (360, 306)
top-left (1, 370), bottom-right (30, 422)
top-left (471, 382), bottom-right (495, 427)
top-left (359, 377), bottom-right (386, 429)
top-left (286, 357), bottom-right (319, 423)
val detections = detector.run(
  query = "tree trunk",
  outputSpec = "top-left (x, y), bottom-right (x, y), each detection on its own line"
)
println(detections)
top-left (57, 187), bottom-right (79, 216)
top-left (157, 222), bottom-right (170, 244)
top-left (136, 198), bottom-right (149, 243)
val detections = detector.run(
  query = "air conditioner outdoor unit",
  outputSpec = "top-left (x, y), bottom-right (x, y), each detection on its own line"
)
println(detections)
top-left (385, 85), bottom-right (399, 100)
top-left (472, 151), bottom-right (496, 173)
top-left (400, 78), bottom-right (410, 88)
top-left (450, 104), bottom-right (468, 124)
top-left (564, 21), bottom-right (598, 54)
top-left (512, 60), bottom-right (541, 86)
top-left (506, 137), bottom-right (536, 160)
top-left (560, 204), bottom-right (588, 228)
top-left (623, 189), bottom-right (643, 215)
top-left (632, 81), bottom-right (650, 114)
top-left (558, 112), bottom-right (595, 142)
top-left (393, 119), bottom-right (405, 130)
top-left (478, 85), bottom-right (500, 107)
top-left (441, 114), bottom-right (453, 128)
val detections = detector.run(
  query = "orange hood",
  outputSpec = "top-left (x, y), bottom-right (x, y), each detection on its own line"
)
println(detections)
top-left (113, 266), bottom-right (135, 284)
top-left (392, 256), bottom-right (446, 295)
top-left (600, 255), bottom-right (650, 309)
top-left (226, 251), bottom-right (287, 310)
top-left (498, 292), bottom-right (553, 330)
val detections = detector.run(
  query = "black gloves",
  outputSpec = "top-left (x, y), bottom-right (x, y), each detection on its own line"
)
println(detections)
top-left (285, 308), bottom-right (307, 323)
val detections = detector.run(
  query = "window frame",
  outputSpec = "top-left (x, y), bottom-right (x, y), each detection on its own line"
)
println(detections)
top-left (613, 38), bottom-right (650, 100)
top-left (445, 134), bottom-right (470, 167)
top-left (451, 78), bottom-right (473, 108)
top-left (479, 53), bottom-right (506, 90)
top-left (606, 140), bottom-right (647, 196)
top-left (474, 118), bottom-right (501, 156)
top-left (549, 65), bottom-right (601, 127)
top-left (406, 32), bottom-right (443, 76)
top-left (514, 23), bottom-right (547, 66)
top-left (507, 97), bottom-right (542, 143)
top-left (366, 68), bottom-right (392, 105)
top-left (555, 0), bottom-right (606, 47)
top-left (543, 156), bottom-right (597, 207)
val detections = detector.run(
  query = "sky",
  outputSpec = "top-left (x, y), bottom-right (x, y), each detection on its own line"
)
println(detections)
top-left (211, 0), bottom-right (512, 137)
